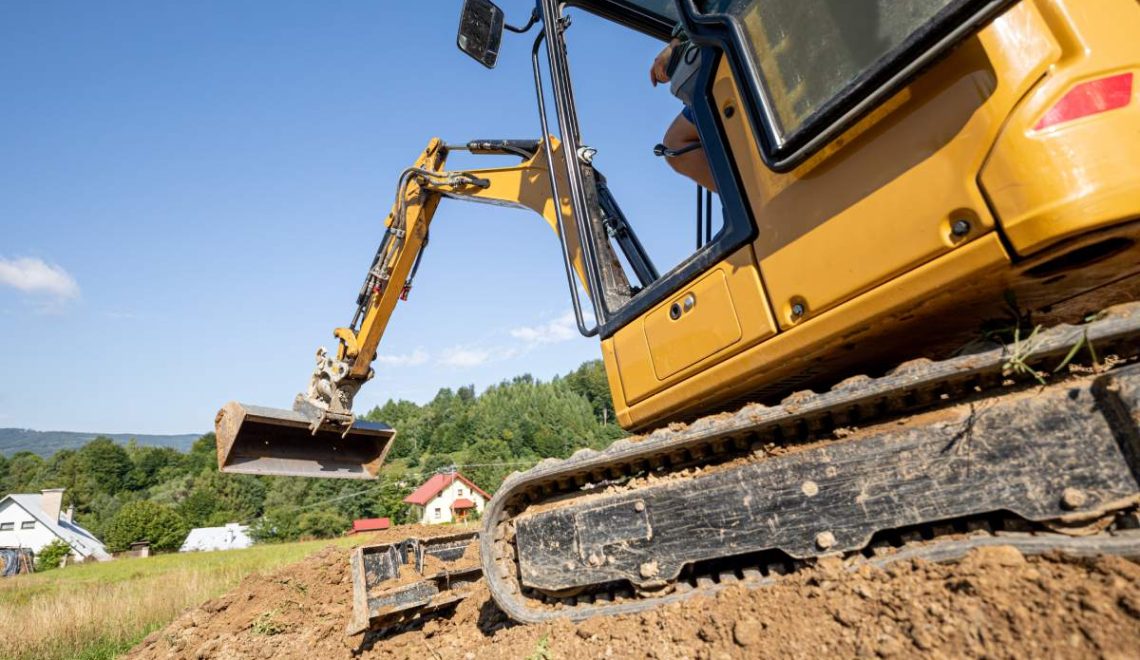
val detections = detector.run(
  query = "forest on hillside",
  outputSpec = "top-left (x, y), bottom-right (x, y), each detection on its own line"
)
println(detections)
top-left (0, 361), bottom-right (620, 552)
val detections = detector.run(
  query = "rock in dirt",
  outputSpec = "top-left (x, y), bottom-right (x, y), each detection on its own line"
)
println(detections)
top-left (962, 544), bottom-right (1026, 568)
top-left (731, 618), bottom-right (762, 647)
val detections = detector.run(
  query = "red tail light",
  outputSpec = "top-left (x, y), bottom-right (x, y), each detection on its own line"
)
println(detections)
top-left (1035, 72), bottom-right (1133, 130)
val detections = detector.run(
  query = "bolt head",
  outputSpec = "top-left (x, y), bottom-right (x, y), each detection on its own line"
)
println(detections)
top-left (791, 303), bottom-right (805, 318)
top-left (634, 501), bottom-right (645, 513)
top-left (801, 480), bottom-right (819, 497)
top-left (951, 219), bottom-right (971, 237)
top-left (815, 531), bottom-right (836, 550)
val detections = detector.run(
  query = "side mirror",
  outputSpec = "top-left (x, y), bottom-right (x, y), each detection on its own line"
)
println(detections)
top-left (457, 0), bottom-right (505, 69)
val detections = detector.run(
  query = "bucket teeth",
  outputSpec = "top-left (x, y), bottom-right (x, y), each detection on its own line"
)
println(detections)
top-left (214, 401), bottom-right (395, 479)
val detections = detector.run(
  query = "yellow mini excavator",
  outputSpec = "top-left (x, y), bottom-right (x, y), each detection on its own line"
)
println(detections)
top-left (217, 0), bottom-right (1140, 624)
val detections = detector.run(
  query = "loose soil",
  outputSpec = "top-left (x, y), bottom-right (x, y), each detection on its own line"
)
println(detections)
top-left (128, 526), bottom-right (1140, 659)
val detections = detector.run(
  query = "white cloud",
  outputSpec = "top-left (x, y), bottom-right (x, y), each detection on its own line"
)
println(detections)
top-left (375, 348), bottom-right (430, 366)
top-left (0, 257), bottom-right (79, 299)
top-left (510, 312), bottom-right (576, 345)
top-left (438, 347), bottom-right (491, 368)
top-left (410, 312), bottom-right (580, 371)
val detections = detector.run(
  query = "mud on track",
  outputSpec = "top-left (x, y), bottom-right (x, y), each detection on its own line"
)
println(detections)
top-left (129, 525), bottom-right (1140, 660)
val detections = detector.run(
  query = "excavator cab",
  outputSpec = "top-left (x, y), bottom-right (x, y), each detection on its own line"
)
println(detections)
top-left (218, 0), bottom-right (1140, 471)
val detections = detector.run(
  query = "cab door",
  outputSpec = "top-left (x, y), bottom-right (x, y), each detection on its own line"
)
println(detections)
top-left (610, 245), bottom-right (775, 406)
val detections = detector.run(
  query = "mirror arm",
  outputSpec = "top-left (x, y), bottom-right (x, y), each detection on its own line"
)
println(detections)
top-left (505, 8), bottom-right (540, 33)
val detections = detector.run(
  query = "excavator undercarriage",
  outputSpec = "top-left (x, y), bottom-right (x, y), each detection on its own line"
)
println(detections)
top-left (342, 304), bottom-right (1140, 634)
top-left (481, 303), bottom-right (1140, 622)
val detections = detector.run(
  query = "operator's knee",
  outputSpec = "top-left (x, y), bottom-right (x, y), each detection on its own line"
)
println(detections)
top-left (662, 112), bottom-right (717, 192)
top-left (663, 113), bottom-right (699, 151)
top-left (662, 115), bottom-right (698, 176)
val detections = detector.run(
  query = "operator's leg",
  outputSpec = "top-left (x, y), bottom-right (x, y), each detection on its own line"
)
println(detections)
top-left (663, 112), bottom-right (717, 192)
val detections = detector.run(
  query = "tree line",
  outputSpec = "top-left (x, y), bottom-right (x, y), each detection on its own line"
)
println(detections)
top-left (0, 360), bottom-right (620, 553)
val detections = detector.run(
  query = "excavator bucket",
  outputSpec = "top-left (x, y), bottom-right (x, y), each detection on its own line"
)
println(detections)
top-left (214, 401), bottom-right (395, 479)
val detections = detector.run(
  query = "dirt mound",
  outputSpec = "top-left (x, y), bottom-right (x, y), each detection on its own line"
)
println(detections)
top-left (129, 529), bottom-right (1140, 660)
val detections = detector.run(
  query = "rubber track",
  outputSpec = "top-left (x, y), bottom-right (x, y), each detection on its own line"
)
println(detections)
top-left (481, 302), bottom-right (1140, 623)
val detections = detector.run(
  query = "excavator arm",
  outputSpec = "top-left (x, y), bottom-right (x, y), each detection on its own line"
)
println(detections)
top-left (214, 136), bottom-right (596, 479)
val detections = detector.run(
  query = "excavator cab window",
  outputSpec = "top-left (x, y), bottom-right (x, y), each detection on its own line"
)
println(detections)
top-left (681, 0), bottom-right (1014, 170)
top-left (707, 0), bottom-right (960, 138)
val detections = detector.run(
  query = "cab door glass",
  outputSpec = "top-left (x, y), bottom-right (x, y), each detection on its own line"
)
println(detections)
top-left (698, 0), bottom-right (956, 143)
top-left (559, 7), bottom-right (724, 286)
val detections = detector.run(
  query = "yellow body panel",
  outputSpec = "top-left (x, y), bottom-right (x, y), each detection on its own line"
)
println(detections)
top-left (610, 234), bottom-right (1007, 427)
top-left (603, 0), bottom-right (1140, 430)
top-left (612, 246), bottom-right (774, 404)
top-left (643, 270), bottom-right (741, 380)
top-left (753, 2), bottom-right (1059, 327)
top-left (980, 0), bottom-right (1140, 256)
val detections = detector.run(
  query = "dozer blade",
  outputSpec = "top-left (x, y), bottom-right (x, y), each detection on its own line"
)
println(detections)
top-left (214, 401), bottom-right (395, 479)
top-left (347, 531), bottom-right (482, 635)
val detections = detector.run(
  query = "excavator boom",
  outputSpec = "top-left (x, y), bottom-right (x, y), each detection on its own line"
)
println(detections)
top-left (215, 136), bottom-right (620, 479)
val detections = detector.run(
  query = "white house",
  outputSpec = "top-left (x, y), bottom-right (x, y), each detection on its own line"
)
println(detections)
top-left (403, 471), bottom-right (489, 524)
top-left (0, 488), bottom-right (110, 562)
top-left (179, 523), bottom-right (253, 552)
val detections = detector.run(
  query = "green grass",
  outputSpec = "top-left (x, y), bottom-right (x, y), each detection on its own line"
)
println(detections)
top-left (0, 536), bottom-right (359, 660)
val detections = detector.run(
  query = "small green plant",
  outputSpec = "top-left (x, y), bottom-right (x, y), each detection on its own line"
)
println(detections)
top-left (1003, 324), bottom-right (1047, 384)
top-left (526, 633), bottom-right (552, 660)
top-left (1053, 328), bottom-right (1099, 374)
top-left (34, 540), bottom-right (72, 572)
top-left (251, 610), bottom-right (286, 636)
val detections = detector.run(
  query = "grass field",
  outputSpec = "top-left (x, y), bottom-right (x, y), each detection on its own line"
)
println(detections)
top-left (0, 537), bottom-right (360, 660)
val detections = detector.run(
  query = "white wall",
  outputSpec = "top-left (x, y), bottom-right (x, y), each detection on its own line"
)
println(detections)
top-left (418, 478), bottom-right (487, 525)
top-left (0, 500), bottom-right (61, 556)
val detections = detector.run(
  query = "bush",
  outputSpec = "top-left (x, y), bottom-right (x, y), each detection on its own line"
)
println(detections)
top-left (249, 506), bottom-right (300, 543)
top-left (296, 509), bottom-right (349, 539)
top-left (34, 539), bottom-right (72, 571)
top-left (103, 500), bottom-right (190, 552)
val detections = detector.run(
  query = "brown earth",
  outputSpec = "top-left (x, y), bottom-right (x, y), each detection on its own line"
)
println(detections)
top-left (128, 526), bottom-right (1140, 660)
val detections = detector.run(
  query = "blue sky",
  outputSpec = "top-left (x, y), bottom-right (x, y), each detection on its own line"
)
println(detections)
top-left (0, 1), bottom-right (700, 434)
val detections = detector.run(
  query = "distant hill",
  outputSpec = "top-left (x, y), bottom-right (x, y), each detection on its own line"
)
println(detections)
top-left (0, 428), bottom-right (203, 457)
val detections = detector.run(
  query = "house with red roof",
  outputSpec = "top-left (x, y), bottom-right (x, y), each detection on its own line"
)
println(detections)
top-left (403, 470), bottom-right (490, 524)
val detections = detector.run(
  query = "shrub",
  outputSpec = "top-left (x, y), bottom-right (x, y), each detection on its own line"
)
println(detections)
top-left (296, 509), bottom-right (349, 540)
top-left (249, 506), bottom-right (299, 543)
top-left (34, 539), bottom-right (72, 571)
top-left (103, 500), bottom-right (190, 552)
